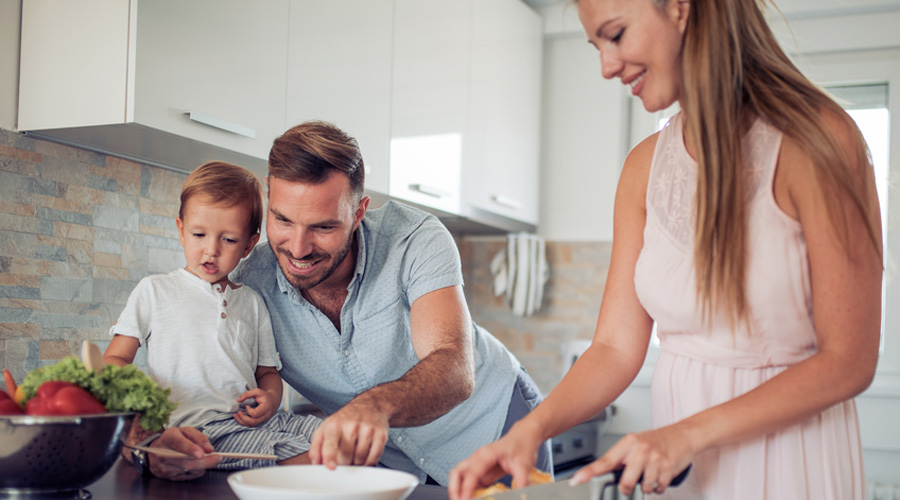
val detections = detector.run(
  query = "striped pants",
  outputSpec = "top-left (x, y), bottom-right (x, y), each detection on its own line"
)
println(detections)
top-left (197, 411), bottom-right (322, 470)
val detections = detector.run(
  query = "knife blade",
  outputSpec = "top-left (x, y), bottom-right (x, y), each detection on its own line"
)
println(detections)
top-left (476, 465), bottom-right (691, 500)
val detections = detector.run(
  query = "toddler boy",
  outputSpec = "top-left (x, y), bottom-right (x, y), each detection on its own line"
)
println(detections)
top-left (104, 161), bottom-right (320, 470)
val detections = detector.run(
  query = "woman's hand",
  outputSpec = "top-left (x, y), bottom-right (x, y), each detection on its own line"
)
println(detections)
top-left (234, 388), bottom-right (276, 427)
top-left (448, 422), bottom-right (544, 500)
top-left (147, 427), bottom-right (222, 481)
top-left (571, 424), bottom-right (695, 496)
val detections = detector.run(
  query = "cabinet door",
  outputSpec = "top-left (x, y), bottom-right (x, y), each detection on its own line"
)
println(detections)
top-left (134, 0), bottom-right (289, 162)
top-left (18, 0), bottom-right (131, 131)
top-left (285, 0), bottom-right (393, 196)
top-left (389, 0), bottom-right (470, 214)
top-left (465, 0), bottom-right (542, 225)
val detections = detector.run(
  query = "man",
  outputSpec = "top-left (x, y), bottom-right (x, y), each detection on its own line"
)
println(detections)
top-left (140, 121), bottom-right (551, 485)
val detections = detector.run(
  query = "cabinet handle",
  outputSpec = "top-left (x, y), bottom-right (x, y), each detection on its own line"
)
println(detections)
top-left (186, 111), bottom-right (256, 139)
top-left (491, 194), bottom-right (523, 210)
top-left (408, 184), bottom-right (451, 199)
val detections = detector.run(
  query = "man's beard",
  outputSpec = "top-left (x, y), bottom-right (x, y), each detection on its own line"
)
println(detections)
top-left (273, 234), bottom-right (355, 291)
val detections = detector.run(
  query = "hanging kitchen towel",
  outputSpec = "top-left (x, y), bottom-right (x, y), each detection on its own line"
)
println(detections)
top-left (490, 232), bottom-right (549, 316)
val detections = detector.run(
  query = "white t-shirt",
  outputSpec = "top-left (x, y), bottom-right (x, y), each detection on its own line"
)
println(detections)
top-left (110, 269), bottom-right (281, 428)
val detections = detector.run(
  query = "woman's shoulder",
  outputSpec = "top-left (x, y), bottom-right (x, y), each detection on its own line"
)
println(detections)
top-left (618, 130), bottom-right (662, 204)
top-left (773, 105), bottom-right (869, 219)
top-left (627, 131), bottom-right (662, 170)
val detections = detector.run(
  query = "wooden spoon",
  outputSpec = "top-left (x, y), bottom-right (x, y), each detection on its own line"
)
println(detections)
top-left (124, 444), bottom-right (277, 461)
top-left (81, 340), bottom-right (106, 372)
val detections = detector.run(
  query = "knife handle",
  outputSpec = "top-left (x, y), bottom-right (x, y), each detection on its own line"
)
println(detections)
top-left (611, 464), bottom-right (692, 487)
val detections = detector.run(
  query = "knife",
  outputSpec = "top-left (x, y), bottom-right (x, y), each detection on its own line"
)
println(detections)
top-left (478, 465), bottom-right (691, 500)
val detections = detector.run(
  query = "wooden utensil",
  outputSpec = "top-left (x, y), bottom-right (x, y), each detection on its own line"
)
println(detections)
top-left (81, 340), bottom-right (105, 372)
top-left (125, 443), bottom-right (277, 461)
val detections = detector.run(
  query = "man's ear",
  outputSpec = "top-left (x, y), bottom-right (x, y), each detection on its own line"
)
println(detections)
top-left (353, 196), bottom-right (370, 230)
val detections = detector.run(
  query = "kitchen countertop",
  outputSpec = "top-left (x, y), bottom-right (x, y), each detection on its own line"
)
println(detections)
top-left (73, 459), bottom-right (450, 500)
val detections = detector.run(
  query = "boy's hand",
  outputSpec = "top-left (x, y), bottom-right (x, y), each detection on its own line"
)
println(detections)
top-left (234, 388), bottom-right (276, 427)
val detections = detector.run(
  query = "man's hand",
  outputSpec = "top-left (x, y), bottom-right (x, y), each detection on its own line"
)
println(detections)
top-left (234, 388), bottom-right (277, 427)
top-left (309, 397), bottom-right (389, 469)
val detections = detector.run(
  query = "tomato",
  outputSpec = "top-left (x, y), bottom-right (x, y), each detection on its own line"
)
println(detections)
top-left (25, 381), bottom-right (107, 416)
top-left (0, 389), bottom-right (23, 415)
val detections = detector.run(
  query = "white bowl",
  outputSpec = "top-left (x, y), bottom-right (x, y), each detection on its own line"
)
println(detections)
top-left (227, 465), bottom-right (419, 500)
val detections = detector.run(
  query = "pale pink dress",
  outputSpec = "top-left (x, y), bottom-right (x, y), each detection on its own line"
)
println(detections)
top-left (633, 113), bottom-right (866, 499)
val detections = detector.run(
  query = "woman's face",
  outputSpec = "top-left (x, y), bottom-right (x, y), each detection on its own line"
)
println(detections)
top-left (578, 0), bottom-right (688, 112)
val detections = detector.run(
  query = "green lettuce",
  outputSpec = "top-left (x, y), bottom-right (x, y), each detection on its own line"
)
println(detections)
top-left (20, 357), bottom-right (177, 431)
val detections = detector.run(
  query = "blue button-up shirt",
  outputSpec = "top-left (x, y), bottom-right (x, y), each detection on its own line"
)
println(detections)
top-left (233, 201), bottom-right (520, 485)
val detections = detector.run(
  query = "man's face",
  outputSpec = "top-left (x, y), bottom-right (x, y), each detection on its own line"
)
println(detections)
top-left (266, 173), bottom-right (368, 291)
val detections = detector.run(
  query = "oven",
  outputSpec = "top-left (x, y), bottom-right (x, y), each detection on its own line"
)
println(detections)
top-left (551, 406), bottom-right (613, 479)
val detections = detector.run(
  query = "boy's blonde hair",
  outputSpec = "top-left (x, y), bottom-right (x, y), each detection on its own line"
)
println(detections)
top-left (179, 161), bottom-right (264, 237)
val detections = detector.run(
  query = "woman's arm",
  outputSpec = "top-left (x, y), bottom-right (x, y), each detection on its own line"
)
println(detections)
top-left (448, 132), bottom-right (659, 500)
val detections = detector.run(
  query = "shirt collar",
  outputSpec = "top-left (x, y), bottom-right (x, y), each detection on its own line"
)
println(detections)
top-left (351, 221), bottom-right (369, 286)
top-left (176, 268), bottom-right (227, 294)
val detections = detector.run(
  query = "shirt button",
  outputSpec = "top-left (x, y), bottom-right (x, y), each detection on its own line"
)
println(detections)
top-left (220, 312), bottom-right (226, 319)
top-left (418, 458), bottom-right (424, 465)
top-left (343, 349), bottom-right (350, 357)
top-left (222, 300), bottom-right (227, 307)
top-left (396, 436), bottom-right (403, 443)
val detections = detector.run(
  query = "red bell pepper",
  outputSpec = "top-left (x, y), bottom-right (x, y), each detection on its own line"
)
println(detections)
top-left (25, 380), bottom-right (107, 416)
top-left (0, 389), bottom-right (23, 415)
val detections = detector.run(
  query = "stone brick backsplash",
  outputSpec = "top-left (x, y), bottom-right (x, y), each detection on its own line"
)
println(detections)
top-left (459, 237), bottom-right (611, 394)
top-left (0, 128), bottom-right (614, 398)
top-left (0, 129), bottom-right (185, 381)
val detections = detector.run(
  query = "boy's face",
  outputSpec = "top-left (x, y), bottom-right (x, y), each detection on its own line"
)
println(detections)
top-left (176, 195), bottom-right (260, 287)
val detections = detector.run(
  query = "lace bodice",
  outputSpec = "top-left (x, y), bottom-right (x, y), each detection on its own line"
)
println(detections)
top-left (634, 113), bottom-right (817, 368)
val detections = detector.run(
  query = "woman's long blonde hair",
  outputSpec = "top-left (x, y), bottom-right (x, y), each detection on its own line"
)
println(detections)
top-left (678, 0), bottom-right (882, 324)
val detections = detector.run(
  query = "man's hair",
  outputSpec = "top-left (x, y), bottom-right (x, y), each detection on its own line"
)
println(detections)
top-left (179, 161), bottom-right (264, 237)
top-left (268, 120), bottom-right (365, 200)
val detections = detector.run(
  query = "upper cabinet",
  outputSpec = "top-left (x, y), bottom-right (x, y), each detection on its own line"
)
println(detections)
top-left (388, 0), bottom-right (470, 215)
top-left (464, 0), bottom-right (542, 226)
top-left (17, 0), bottom-right (542, 232)
top-left (286, 0), bottom-right (394, 195)
top-left (18, 0), bottom-right (289, 178)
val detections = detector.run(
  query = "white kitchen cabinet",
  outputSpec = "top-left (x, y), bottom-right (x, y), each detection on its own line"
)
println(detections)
top-left (463, 0), bottom-right (543, 225)
top-left (286, 0), bottom-right (393, 195)
top-left (18, 0), bottom-right (288, 178)
top-left (388, 0), bottom-right (471, 215)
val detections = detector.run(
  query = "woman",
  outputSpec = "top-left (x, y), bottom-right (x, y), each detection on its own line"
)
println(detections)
top-left (448, 0), bottom-right (882, 498)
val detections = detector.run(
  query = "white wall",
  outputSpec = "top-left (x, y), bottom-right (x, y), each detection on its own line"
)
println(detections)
top-left (0, 0), bottom-right (21, 130)
top-left (537, 33), bottom-right (624, 242)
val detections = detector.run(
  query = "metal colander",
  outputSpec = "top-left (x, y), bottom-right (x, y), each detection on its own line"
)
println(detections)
top-left (0, 413), bottom-right (133, 497)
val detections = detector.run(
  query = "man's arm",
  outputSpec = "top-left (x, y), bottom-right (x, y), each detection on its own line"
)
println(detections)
top-left (309, 285), bottom-right (476, 468)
